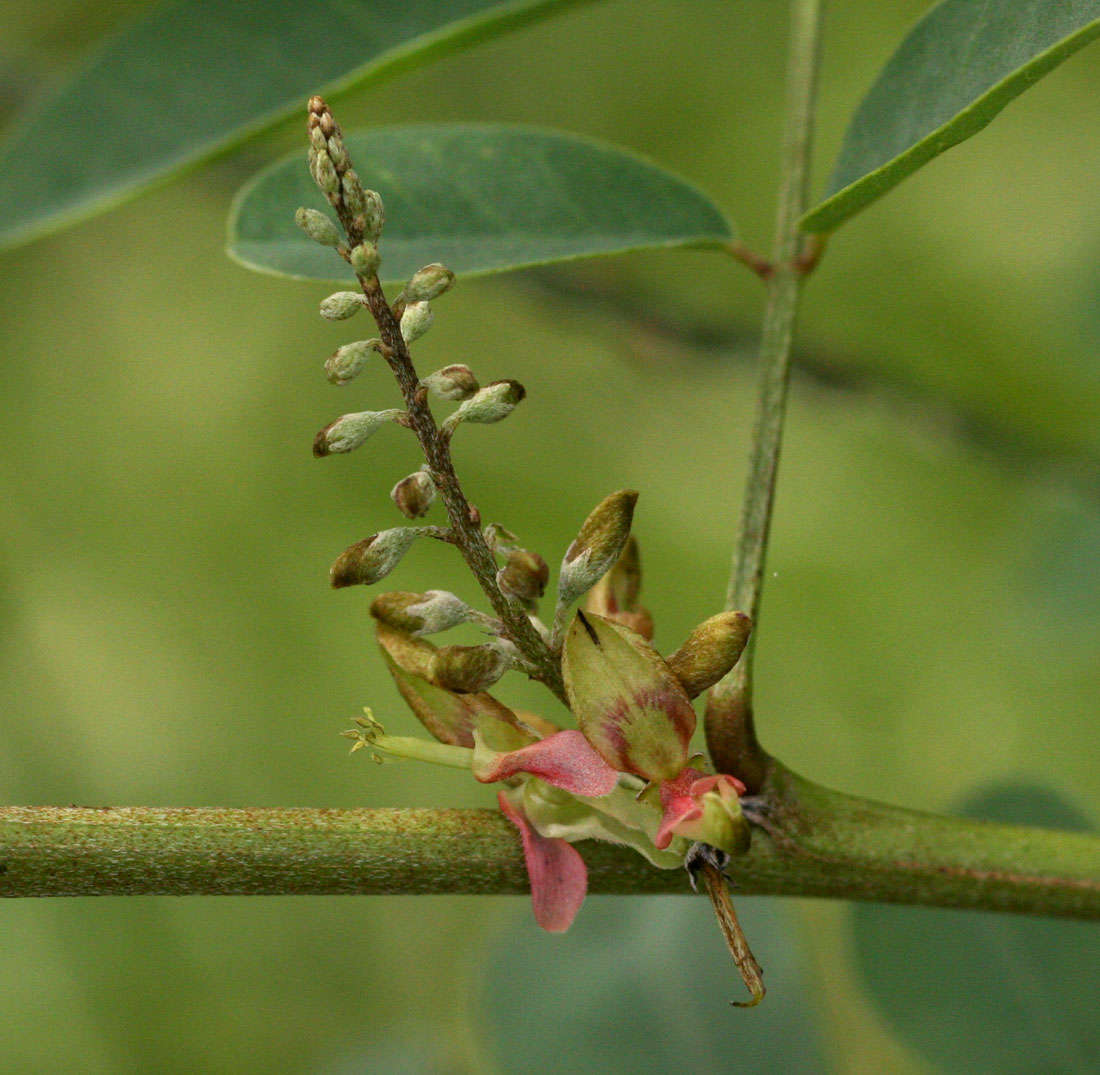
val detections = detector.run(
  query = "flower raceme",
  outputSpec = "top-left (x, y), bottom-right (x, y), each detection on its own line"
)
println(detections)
top-left (355, 601), bottom-right (752, 933)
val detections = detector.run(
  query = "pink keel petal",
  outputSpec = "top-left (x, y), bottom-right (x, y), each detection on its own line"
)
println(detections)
top-left (654, 769), bottom-right (748, 849)
top-left (498, 792), bottom-right (588, 933)
top-left (475, 729), bottom-right (620, 796)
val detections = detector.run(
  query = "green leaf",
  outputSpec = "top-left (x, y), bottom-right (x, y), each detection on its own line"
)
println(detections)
top-left (481, 897), bottom-right (827, 1073)
top-left (802, 0), bottom-right (1100, 233)
top-left (852, 783), bottom-right (1099, 1073)
top-left (0, 0), bottom-right (595, 251)
top-left (228, 124), bottom-right (733, 284)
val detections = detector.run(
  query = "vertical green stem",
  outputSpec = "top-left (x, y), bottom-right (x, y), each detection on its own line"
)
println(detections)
top-left (706, 0), bottom-right (824, 786)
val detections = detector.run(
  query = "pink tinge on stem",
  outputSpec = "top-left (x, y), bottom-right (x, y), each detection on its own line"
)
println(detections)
top-left (498, 791), bottom-right (588, 933)
top-left (474, 729), bottom-right (620, 797)
top-left (654, 769), bottom-right (747, 850)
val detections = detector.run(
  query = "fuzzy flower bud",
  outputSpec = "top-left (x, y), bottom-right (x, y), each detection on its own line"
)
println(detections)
top-left (340, 169), bottom-right (366, 215)
top-left (370, 590), bottom-right (471, 636)
top-left (404, 264), bottom-right (455, 303)
top-left (400, 301), bottom-right (433, 345)
top-left (349, 242), bottom-right (381, 278)
top-left (319, 291), bottom-right (366, 321)
top-left (324, 338), bottom-right (381, 386)
top-left (447, 380), bottom-right (526, 429)
top-left (309, 151), bottom-right (340, 195)
top-left (422, 364), bottom-right (479, 402)
top-left (330, 528), bottom-right (418, 588)
top-left (557, 490), bottom-right (638, 610)
top-left (361, 189), bottom-right (385, 243)
top-left (295, 207), bottom-right (342, 248)
top-left (497, 549), bottom-right (549, 606)
top-left (666, 611), bottom-right (752, 699)
top-left (428, 644), bottom-right (511, 694)
top-left (391, 470), bottom-right (436, 519)
top-left (313, 408), bottom-right (401, 456)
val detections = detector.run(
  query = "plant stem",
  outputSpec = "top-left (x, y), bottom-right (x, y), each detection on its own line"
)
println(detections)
top-left (706, 0), bottom-right (824, 786)
top-left (3, 768), bottom-right (1097, 917)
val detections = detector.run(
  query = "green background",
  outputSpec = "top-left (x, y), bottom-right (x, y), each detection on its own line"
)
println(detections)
top-left (1, 1), bottom-right (1097, 1071)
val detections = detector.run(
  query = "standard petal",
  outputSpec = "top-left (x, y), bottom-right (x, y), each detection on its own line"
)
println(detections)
top-left (474, 730), bottom-right (620, 797)
top-left (499, 791), bottom-right (588, 933)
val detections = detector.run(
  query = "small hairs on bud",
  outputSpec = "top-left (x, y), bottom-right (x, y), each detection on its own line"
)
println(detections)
top-left (371, 590), bottom-right (471, 636)
top-left (313, 408), bottom-right (401, 456)
top-left (391, 470), bottom-right (436, 519)
top-left (422, 364), bottom-right (479, 401)
top-left (324, 339), bottom-right (382, 386)
top-left (428, 644), bottom-right (511, 693)
top-left (295, 207), bottom-right (343, 248)
top-left (446, 380), bottom-right (526, 431)
top-left (330, 528), bottom-right (418, 588)
top-left (349, 242), bottom-right (381, 277)
top-left (400, 301), bottom-right (434, 345)
top-left (403, 264), bottom-right (455, 303)
top-left (319, 291), bottom-right (366, 321)
top-left (666, 611), bottom-right (752, 698)
top-left (557, 490), bottom-right (638, 610)
top-left (497, 549), bottom-right (549, 606)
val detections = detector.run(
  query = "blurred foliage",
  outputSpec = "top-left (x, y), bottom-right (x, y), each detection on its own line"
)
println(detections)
top-left (1, 0), bottom-right (1097, 1071)
top-left (852, 784), bottom-right (1099, 1074)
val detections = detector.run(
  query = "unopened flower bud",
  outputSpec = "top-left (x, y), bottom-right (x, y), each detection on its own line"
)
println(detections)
top-left (295, 207), bottom-right (342, 248)
top-left (313, 408), bottom-right (400, 456)
top-left (340, 168), bottom-right (365, 214)
top-left (362, 189), bottom-right (384, 243)
top-left (309, 151), bottom-right (340, 196)
top-left (404, 264), bottom-right (455, 303)
top-left (319, 291), bottom-right (366, 321)
top-left (330, 528), bottom-right (418, 588)
top-left (423, 364), bottom-right (479, 401)
top-left (497, 549), bottom-right (549, 606)
top-left (666, 611), bottom-right (752, 699)
top-left (391, 470), bottom-right (436, 518)
top-left (449, 380), bottom-right (526, 428)
top-left (324, 339), bottom-right (381, 386)
top-left (400, 301), bottom-right (433, 344)
top-left (371, 590), bottom-right (471, 636)
top-left (557, 490), bottom-right (638, 609)
top-left (349, 241), bottom-right (381, 277)
top-left (483, 522), bottom-right (519, 554)
top-left (428, 644), bottom-right (510, 693)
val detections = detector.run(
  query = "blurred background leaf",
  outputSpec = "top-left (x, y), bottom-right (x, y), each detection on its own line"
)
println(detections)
top-left (1, 0), bottom-right (1098, 1071)
top-left (0, 0), bottom-right (594, 250)
top-left (229, 124), bottom-right (732, 283)
top-left (803, 0), bottom-right (1100, 232)
top-left (851, 784), bottom-right (1099, 1074)
top-left (480, 896), bottom-right (827, 1073)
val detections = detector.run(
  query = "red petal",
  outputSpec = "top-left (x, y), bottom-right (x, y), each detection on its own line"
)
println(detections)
top-left (654, 770), bottom-right (748, 849)
top-left (499, 791), bottom-right (588, 933)
top-left (475, 729), bottom-right (620, 796)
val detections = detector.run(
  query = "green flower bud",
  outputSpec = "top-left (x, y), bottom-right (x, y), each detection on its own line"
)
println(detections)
top-left (371, 590), bottom-right (471, 636)
top-left (447, 380), bottom-right (526, 429)
top-left (391, 470), bottom-right (436, 518)
top-left (349, 241), bottom-right (381, 277)
top-left (666, 611), bottom-right (752, 699)
top-left (428, 644), bottom-right (511, 694)
top-left (376, 622), bottom-right (530, 747)
top-left (294, 207), bottom-right (342, 248)
top-left (324, 338), bottom-right (381, 386)
top-left (497, 549), bottom-right (549, 606)
top-left (562, 611), bottom-right (694, 783)
top-left (312, 408), bottom-right (401, 456)
top-left (404, 264), bottom-right (455, 303)
top-left (400, 301), bottom-right (433, 344)
top-left (557, 490), bottom-right (638, 610)
top-left (362, 189), bottom-right (385, 243)
top-left (330, 528), bottom-right (418, 588)
top-left (309, 151), bottom-right (340, 196)
top-left (422, 364), bottom-right (479, 401)
top-left (319, 291), bottom-right (366, 321)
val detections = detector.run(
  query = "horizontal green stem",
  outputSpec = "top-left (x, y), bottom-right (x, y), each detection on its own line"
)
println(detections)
top-left (1, 767), bottom-right (1096, 917)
